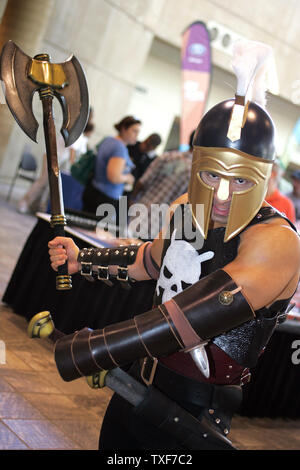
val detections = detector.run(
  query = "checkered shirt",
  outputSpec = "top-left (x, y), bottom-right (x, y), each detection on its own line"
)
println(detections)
top-left (128, 150), bottom-right (192, 239)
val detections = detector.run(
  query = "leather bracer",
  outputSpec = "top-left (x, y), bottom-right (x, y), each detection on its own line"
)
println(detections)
top-left (78, 241), bottom-right (159, 286)
top-left (54, 269), bottom-right (255, 381)
top-left (78, 244), bottom-right (141, 286)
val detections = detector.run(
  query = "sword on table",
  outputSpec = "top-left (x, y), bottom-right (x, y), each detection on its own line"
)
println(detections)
top-left (0, 40), bottom-right (89, 290)
top-left (27, 311), bottom-right (236, 450)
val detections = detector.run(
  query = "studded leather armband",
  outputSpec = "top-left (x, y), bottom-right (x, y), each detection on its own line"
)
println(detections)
top-left (54, 269), bottom-right (255, 382)
top-left (78, 245), bottom-right (141, 286)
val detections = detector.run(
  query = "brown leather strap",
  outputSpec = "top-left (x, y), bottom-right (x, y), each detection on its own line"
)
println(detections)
top-left (163, 299), bottom-right (203, 350)
top-left (142, 242), bottom-right (160, 280)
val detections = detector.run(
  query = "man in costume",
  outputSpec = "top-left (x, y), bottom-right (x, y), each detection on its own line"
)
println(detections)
top-left (48, 41), bottom-right (300, 450)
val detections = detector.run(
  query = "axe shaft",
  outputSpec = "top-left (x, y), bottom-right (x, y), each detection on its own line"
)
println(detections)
top-left (40, 91), bottom-right (71, 290)
top-left (42, 94), bottom-right (64, 216)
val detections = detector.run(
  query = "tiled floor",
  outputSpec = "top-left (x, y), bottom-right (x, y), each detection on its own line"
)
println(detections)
top-left (0, 185), bottom-right (112, 450)
top-left (0, 184), bottom-right (299, 450)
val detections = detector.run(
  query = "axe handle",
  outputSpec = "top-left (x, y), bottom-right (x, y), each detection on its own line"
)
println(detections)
top-left (42, 93), bottom-right (64, 215)
top-left (41, 91), bottom-right (71, 290)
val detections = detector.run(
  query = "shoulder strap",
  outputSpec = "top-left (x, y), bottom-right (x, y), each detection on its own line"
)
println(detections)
top-left (248, 206), bottom-right (298, 233)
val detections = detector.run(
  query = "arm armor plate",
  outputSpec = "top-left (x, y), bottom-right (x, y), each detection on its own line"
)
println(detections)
top-left (54, 269), bottom-right (254, 381)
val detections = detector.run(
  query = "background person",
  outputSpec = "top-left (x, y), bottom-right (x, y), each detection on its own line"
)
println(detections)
top-left (127, 133), bottom-right (162, 181)
top-left (265, 159), bottom-right (296, 223)
top-left (128, 131), bottom-right (194, 240)
top-left (286, 169), bottom-right (300, 221)
top-left (82, 115), bottom-right (141, 218)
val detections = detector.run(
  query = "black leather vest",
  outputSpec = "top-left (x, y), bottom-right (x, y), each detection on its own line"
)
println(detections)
top-left (153, 205), bottom-right (297, 368)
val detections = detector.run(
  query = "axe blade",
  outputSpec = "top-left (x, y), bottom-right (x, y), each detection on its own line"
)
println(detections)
top-left (0, 40), bottom-right (39, 142)
top-left (0, 40), bottom-right (89, 147)
top-left (55, 54), bottom-right (89, 147)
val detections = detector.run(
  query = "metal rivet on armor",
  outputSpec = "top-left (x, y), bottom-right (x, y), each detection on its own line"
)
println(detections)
top-left (228, 365), bottom-right (232, 369)
top-left (226, 375), bottom-right (230, 379)
top-left (97, 251), bottom-right (101, 256)
top-left (224, 429), bottom-right (229, 435)
top-left (130, 251), bottom-right (135, 256)
top-left (174, 417), bottom-right (179, 422)
top-left (203, 433), bottom-right (208, 438)
top-left (208, 409), bottom-right (214, 415)
top-left (80, 253), bottom-right (84, 257)
top-left (215, 418), bottom-right (221, 424)
top-left (115, 250), bottom-right (119, 255)
top-left (219, 291), bottom-right (234, 305)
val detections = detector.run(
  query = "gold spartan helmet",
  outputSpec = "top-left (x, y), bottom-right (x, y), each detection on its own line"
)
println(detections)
top-left (188, 99), bottom-right (276, 242)
top-left (188, 147), bottom-right (273, 242)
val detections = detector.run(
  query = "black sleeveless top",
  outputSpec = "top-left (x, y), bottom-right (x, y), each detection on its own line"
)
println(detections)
top-left (154, 205), bottom-right (298, 374)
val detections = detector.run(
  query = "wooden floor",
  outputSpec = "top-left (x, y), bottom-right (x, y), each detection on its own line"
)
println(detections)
top-left (0, 188), bottom-right (299, 450)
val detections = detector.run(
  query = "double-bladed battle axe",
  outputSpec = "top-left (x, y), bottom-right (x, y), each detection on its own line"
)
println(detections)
top-left (0, 40), bottom-right (89, 290)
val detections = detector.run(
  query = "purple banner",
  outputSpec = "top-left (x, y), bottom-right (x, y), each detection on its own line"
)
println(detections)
top-left (180, 21), bottom-right (211, 150)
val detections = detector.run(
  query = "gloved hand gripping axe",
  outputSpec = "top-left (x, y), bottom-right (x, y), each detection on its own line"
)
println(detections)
top-left (0, 40), bottom-right (89, 290)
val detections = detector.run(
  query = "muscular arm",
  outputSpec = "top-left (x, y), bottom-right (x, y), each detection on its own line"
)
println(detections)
top-left (223, 220), bottom-right (300, 310)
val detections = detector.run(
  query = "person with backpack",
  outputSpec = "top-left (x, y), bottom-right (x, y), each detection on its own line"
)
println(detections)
top-left (82, 116), bottom-right (141, 218)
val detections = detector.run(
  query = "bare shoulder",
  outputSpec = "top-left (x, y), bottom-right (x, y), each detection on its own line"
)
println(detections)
top-left (165, 193), bottom-right (188, 221)
top-left (225, 217), bottom-right (300, 307)
top-left (239, 217), bottom-right (300, 265)
top-left (170, 192), bottom-right (188, 208)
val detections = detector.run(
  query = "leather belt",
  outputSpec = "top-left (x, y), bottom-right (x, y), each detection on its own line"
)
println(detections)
top-left (136, 358), bottom-right (243, 414)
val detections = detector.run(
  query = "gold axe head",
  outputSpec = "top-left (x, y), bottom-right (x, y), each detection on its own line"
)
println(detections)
top-left (0, 40), bottom-right (89, 146)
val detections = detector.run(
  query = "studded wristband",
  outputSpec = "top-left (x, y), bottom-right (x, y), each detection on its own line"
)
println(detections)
top-left (78, 245), bottom-right (141, 285)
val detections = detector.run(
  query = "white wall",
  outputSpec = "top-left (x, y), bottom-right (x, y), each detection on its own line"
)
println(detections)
top-left (127, 53), bottom-right (181, 155)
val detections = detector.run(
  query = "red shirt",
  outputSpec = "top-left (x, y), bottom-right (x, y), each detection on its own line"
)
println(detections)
top-left (266, 189), bottom-right (296, 223)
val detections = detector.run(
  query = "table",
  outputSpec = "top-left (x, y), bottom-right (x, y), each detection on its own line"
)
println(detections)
top-left (2, 214), bottom-right (156, 334)
top-left (2, 214), bottom-right (300, 418)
